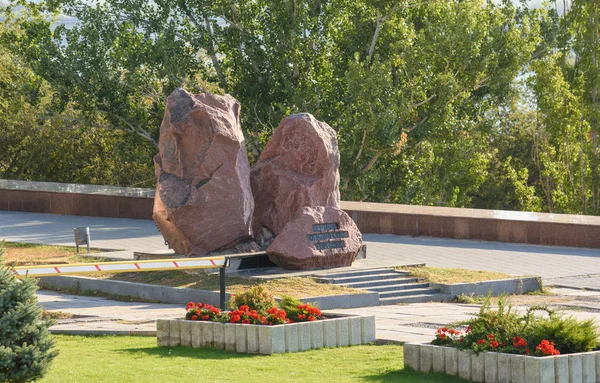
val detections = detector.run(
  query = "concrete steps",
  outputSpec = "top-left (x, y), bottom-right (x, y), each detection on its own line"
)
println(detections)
top-left (315, 267), bottom-right (447, 305)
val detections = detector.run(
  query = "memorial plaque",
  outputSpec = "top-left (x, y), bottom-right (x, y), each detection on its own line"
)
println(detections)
top-left (315, 241), bottom-right (345, 250)
top-left (267, 206), bottom-right (363, 270)
top-left (305, 222), bottom-right (348, 251)
top-left (312, 223), bottom-right (339, 232)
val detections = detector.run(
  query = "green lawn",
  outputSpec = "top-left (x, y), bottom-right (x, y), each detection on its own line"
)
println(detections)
top-left (41, 336), bottom-right (468, 383)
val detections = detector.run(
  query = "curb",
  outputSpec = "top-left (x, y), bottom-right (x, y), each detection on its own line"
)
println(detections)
top-left (429, 277), bottom-right (543, 298)
top-left (49, 329), bottom-right (156, 336)
top-left (38, 275), bottom-right (379, 310)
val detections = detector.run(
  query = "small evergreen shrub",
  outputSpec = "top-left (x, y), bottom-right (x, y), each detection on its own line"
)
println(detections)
top-left (528, 313), bottom-right (598, 354)
top-left (278, 296), bottom-right (322, 322)
top-left (228, 285), bottom-right (276, 313)
top-left (0, 241), bottom-right (58, 382)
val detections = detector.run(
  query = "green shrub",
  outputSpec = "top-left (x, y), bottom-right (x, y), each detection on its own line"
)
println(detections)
top-left (278, 296), bottom-right (304, 320)
top-left (527, 313), bottom-right (598, 354)
top-left (278, 296), bottom-right (322, 322)
top-left (432, 294), bottom-right (599, 356)
top-left (228, 285), bottom-right (276, 314)
top-left (455, 295), bottom-right (526, 352)
top-left (0, 241), bottom-right (58, 382)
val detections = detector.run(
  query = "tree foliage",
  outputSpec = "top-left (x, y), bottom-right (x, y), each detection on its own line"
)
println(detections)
top-left (0, 243), bottom-right (58, 383)
top-left (1, 0), bottom-right (600, 214)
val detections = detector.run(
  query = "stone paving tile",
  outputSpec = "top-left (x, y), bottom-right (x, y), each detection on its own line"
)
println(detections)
top-left (0, 211), bottom-right (165, 251)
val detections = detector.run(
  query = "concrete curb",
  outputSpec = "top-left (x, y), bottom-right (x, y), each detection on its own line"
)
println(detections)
top-left (38, 275), bottom-right (379, 310)
top-left (38, 276), bottom-right (226, 307)
top-left (404, 343), bottom-right (600, 383)
top-left (49, 329), bottom-right (156, 336)
top-left (429, 277), bottom-right (543, 298)
top-left (283, 292), bottom-right (380, 309)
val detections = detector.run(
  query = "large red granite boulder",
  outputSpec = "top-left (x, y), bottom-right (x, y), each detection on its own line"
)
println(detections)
top-left (153, 88), bottom-right (254, 255)
top-left (251, 113), bottom-right (340, 235)
top-left (266, 206), bottom-right (362, 270)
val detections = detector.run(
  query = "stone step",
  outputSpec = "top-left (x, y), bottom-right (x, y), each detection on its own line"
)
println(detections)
top-left (379, 294), bottom-right (449, 305)
top-left (343, 277), bottom-right (421, 289)
top-left (315, 267), bottom-right (400, 280)
top-left (378, 288), bottom-right (441, 298)
top-left (319, 272), bottom-right (407, 285)
top-left (366, 282), bottom-right (431, 293)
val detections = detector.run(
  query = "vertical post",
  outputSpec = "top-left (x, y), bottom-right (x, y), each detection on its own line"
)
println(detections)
top-left (85, 227), bottom-right (91, 254)
top-left (219, 264), bottom-right (226, 310)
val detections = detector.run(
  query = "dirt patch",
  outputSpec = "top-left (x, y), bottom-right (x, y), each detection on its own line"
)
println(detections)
top-left (93, 270), bottom-right (364, 298)
top-left (3, 242), bottom-right (105, 267)
top-left (397, 265), bottom-right (515, 284)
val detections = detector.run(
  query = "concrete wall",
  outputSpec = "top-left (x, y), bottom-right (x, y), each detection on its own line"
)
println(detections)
top-left (3, 179), bottom-right (600, 248)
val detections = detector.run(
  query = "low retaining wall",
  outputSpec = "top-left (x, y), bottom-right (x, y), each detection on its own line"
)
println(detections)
top-left (157, 315), bottom-right (376, 354)
top-left (430, 277), bottom-right (543, 298)
top-left (37, 275), bottom-right (379, 309)
top-left (38, 275), bottom-right (225, 307)
top-left (404, 343), bottom-right (600, 383)
top-left (3, 179), bottom-right (600, 249)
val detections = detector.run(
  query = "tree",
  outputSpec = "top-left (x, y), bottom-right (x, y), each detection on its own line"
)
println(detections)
top-left (0, 243), bottom-right (58, 383)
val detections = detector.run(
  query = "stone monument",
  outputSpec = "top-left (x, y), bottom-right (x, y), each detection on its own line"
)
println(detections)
top-left (153, 88), bottom-right (254, 256)
top-left (250, 113), bottom-right (341, 236)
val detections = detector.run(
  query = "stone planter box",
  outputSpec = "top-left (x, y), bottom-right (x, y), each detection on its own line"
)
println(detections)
top-left (157, 315), bottom-right (376, 354)
top-left (404, 343), bottom-right (600, 383)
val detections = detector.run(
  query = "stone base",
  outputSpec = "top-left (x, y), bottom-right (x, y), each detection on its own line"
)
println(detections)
top-left (403, 343), bottom-right (600, 383)
top-left (157, 315), bottom-right (376, 354)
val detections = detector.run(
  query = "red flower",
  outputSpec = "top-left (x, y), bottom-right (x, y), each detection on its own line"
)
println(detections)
top-left (535, 340), bottom-right (560, 356)
top-left (512, 336), bottom-right (527, 348)
top-left (477, 339), bottom-right (485, 345)
top-left (490, 340), bottom-right (499, 348)
top-left (191, 315), bottom-right (198, 320)
top-left (487, 334), bottom-right (495, 340)
top-left (298, 314), bottom-right (306, 320)
top-left (202, 315), bottom-right (209, 320)
top-left (240, 305), bottom-right (249, 311)
top-left (465, 326), bottom-right (471, 333)
top-left (308, 316), bottom-right (316, 321)
top-left (440, 334), bottom-right (446, 340)
top-left (186, 302), bottom-right (195, 310)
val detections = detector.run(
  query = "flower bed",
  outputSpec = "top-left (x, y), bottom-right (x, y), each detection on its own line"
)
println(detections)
top-left (157, 294), bottom-right (376, 354)
top-left (157, 315), bottom-right (376, 354)
top-left (403, 343), bottom-right (600, 383)
top-left (403, 296), bottom-right (599, 382)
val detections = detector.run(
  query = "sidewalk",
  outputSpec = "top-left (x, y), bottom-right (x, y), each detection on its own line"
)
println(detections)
top-left (2, 210), bottom-right (599, 342)
top-left (40, 288), bottom-right (600, 343)
top-left (2, 210), bottom-right (599, 288)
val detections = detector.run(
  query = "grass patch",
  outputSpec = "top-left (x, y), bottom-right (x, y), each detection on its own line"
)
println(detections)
top-left (3, 242), bottom-right (105, 267)
top-left (39, 335), bottom-right (466, 383)
top-left (95, 270), bottom-right (363, 299)
top-left (41, 310), bottom-right (74, 320)
top-left (397, 266), bottom-right (513, 284)
top-left (3, 242), bottom-right (361, 299)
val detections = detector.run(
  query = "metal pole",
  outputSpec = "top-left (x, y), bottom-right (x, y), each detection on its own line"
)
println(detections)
top-left (219, 265), bottom-right (227, 311)
top-left (85, 227), bottom-right (91, 254)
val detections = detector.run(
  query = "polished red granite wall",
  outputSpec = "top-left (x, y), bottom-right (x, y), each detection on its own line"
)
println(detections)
top-left (0, 189), bottom-right (153, 220)
top-left (2, 187), bottom-right (599, 248)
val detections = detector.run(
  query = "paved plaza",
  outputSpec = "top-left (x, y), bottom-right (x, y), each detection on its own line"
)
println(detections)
top-left (2, 210), bottom-right (600, 343)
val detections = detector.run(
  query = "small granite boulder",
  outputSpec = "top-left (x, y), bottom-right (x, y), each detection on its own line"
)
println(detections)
top-left (266, 206), bottom-right (362, 270)
top-left (153, 88), bottom-right (254, 255)
top-left (251, 113), bottom-right (340, 235)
